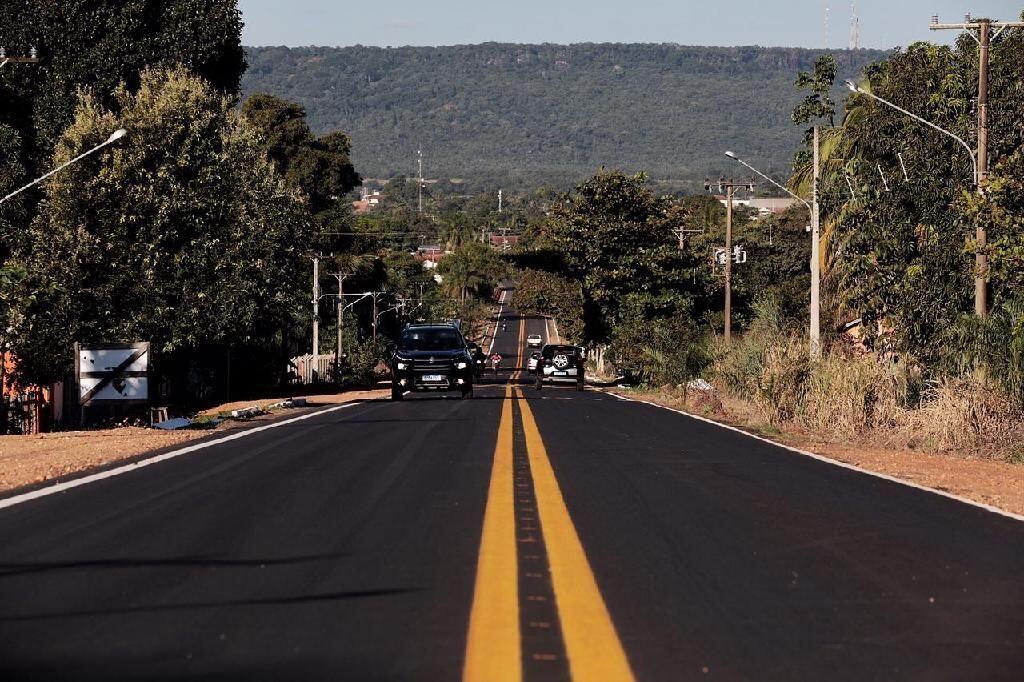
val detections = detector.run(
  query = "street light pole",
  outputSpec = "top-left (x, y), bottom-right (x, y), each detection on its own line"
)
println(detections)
top-left (845, 78), bottom-right (986, 316)
top-left (0, 129), bottom-right (127, 206)
top-left (811, 126), bottom-right (822, 357)
top-left (726, 142), bottom-right (821, 356)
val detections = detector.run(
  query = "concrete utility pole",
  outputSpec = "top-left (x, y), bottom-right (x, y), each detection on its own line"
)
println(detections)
top-left (810, 126), bottom-right (822, 356)
top-left (331, 272), bottom-right (349, 366)
top-left (311, 257), bottom-right (320, 356)
top-left (930, 14), bottom-right (1024, 317)
top-left (707, 177), bottom-right (754, 344)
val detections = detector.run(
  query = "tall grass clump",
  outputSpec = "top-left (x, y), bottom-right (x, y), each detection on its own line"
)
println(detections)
top-left (800, 350), bottom-right (901, 436)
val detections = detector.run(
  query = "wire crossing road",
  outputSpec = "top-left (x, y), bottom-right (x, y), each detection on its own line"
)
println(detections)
top-left (0, 305), bottom-right (1022, 681)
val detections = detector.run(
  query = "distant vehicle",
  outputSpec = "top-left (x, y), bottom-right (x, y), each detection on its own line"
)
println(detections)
top-left (535, 344), bottom-right (585, 391)
top-left (527, 351), bottom-right (541, 372)
top-left (390, 323), bottom-right (474, 401)
top-left (526, 334), bottom-right (543, 347)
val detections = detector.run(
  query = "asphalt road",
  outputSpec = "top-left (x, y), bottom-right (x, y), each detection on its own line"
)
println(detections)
top-left (1, 300), bottom-right (1022, 681)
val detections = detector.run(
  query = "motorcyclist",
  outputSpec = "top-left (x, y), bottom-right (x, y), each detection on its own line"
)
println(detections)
top-left (472, 346), bottom-right (486, 377)
top-left (490, 352), bottom-right (502, 375)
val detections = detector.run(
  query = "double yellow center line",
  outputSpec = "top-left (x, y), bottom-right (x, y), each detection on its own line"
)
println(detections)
top-left (464, 354), bottom-right (635, 680)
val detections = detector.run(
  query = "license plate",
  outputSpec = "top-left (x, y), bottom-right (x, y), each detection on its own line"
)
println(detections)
top-left (423, 374), bottom-right (444, 382)
top-left (553, 371), bottom-right (567, 376)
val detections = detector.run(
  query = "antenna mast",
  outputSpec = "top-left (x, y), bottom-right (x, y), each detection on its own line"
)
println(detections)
top-left (823, 4), bottom-right (831, 47)
top-left (849, 1), bottom-right (860, 49)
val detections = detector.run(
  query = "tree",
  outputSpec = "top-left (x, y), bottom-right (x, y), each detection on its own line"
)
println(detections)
top-left (0, 0), bottom-right (245, 173)
top-left (241, 94), bottom-right (361, 214)
top-left (532, 170), bottom-right (702, 344)
top-left (437, 242), bottom-right (502, 303)
top-left (8, 66), bottom-right (310, 384)
top-left (792, 54), bottom-right (838, 128)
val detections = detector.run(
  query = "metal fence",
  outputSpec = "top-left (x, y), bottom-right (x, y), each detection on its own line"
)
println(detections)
top-left (288, 354), bottom-right (338, 385)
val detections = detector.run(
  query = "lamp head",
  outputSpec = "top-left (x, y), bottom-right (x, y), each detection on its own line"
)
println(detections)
top-left (106, 129), bottom-right (127, 143)
top-left (844, 79), bottom-right (859, 93)
top-left (724, 151), bottom-right (737, 160)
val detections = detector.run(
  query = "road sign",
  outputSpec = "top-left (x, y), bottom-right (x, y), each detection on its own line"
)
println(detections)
top-left (75, 342), bottom-right (150, 406)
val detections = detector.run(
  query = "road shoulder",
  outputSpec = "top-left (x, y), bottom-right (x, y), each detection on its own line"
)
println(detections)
top-left (0, 390), bottom-right (386, 500)
top-left (609, 388), bottom-right (1024, 519)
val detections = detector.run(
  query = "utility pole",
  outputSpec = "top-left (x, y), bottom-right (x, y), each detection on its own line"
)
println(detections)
top-left (707, 177), bottom-right (755, 343)
top-left (498, 188), bottom-right (503, 213)
top-left (372, 291), bottom-right (379, 342)
top-left (930, 14), bottom-right (1024, 317)
top-left (417, 149), bottom-right (423, 214)
top-left (311, 256), bottom-right (320, 356)
top-left (810, 126), bottom-right (822, 357)
top-left (0, 46), bottom-right (40, 69)
top-left (331, 272), bottom-right (349, 367)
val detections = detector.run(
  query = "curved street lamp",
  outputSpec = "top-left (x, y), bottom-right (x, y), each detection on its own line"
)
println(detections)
top-left (845, 79), bottom-right (986, 317)
top-left (726, 147), bottom-right (821, 357)
top-left (0, 129), bottom-right (127, 206)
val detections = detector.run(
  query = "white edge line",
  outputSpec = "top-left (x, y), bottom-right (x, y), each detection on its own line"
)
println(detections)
top-left (0, 401), bottom-right (363, 511)
top-left (486, 289), bottom-right (506, 356)
top-left (609, 391), bottom-right (1024, 523)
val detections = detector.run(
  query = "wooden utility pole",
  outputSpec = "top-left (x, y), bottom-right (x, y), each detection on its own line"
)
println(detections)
top-left (707, 178), bottom-right (754, 343)
top-left (930, 14), bottom-right (1024, 317)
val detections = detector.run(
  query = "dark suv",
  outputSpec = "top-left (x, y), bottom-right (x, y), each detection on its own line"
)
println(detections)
top-left (390, 324), bottom-right (475, 401)
top-left (534, 344), bottom-right (586, 391)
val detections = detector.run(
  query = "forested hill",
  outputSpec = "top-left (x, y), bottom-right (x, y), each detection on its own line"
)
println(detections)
top-left (241, 43), bottom-right (887, 191)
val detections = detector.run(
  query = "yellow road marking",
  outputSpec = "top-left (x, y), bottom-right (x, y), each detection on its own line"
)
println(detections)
top-left (463, 384), bottom-right (520, 682)
top-left (516, 317), bottom-right (525, 380)
top-left (516, 387), bottom-right (636, 682)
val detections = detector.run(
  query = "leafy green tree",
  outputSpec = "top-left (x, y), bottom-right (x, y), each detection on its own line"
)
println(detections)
top-left (241, 93), bottom-right (361, 214)
top-left (792, 55), bottom-right (838, 128)
top-left (8, 66), bottom-right (309, 383)
top-left (513, 268), bottom-right (585, 342)
top-left (532, 170), bottom-right (702, 344)
top-left (437, 242), bottom-right (503, 303)
top-left (0, 0), bottom-right (245, 171)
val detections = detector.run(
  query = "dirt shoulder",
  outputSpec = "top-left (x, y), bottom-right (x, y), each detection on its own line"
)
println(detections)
top-left (0, 389), bottom-right (386, 495)
top-left (611, 388), bottom-right (1024, 518)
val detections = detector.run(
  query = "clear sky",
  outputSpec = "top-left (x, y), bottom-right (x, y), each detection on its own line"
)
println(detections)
top-left (239, 0), bottom-right (1021, 49)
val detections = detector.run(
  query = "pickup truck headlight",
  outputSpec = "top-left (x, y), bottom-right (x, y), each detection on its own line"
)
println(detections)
top-left (396, 362), bottom-right (407, 370)
top-left (456, 361), bottom-right (468, 370)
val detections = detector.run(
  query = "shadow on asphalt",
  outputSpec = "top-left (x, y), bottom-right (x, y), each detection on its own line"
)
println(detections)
top-left (0, 552), bottom-right (351, 578)
top-left (0, 587), bottom-right (418, 623)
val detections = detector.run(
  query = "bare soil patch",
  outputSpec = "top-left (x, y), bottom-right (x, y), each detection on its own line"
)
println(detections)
top-left (0, 389), bottom-right (386, 494)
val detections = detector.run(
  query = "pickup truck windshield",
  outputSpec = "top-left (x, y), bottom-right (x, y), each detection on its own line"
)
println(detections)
top-left (400, 328), bottom-right (463, 351)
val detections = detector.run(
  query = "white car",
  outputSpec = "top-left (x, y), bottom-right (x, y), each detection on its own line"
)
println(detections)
top-left (526, 334), bottom-right (543, 347)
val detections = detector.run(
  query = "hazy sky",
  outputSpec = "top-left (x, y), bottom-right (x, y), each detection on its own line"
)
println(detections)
top-left (239, 1), bottom-right (1020, 49)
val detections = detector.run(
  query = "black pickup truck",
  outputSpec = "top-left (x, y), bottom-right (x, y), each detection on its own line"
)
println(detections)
top-left (390, 323), bottom-right (475, 401)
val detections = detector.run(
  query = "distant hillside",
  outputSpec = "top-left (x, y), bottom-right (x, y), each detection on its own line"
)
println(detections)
top-left (241, 44), bottom-right (887, 191)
